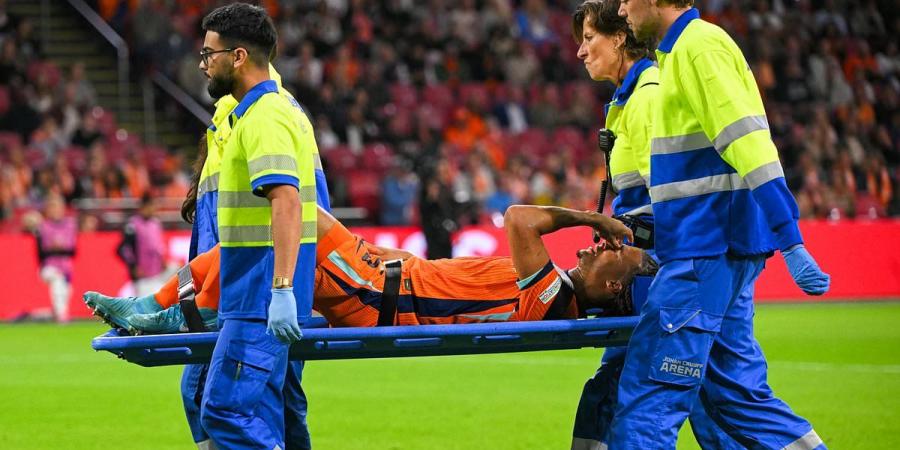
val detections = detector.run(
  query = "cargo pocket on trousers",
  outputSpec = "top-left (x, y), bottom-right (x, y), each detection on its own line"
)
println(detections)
top-left (648, 307), bottom-right (723, 387)
top-left (208, 342), bottom-right (277, 413)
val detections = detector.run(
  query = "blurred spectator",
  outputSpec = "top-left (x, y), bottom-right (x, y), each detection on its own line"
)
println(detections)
top-left (444, 107), bottom-right (487, 153)
top-left (420, 159), bottom-right (459, 259)
top-left (380, 161), bottom-right (418, 226)
top-left (71, 112), bottom-right (102, 148)
top-left (492, 85), bottom-right (529, 134)
top-left (65, 62), bottom-right (97, 109)
top-left (117, 193), bottom-right (166, 296)
top-left (24, 194), bottom-right (77, 322)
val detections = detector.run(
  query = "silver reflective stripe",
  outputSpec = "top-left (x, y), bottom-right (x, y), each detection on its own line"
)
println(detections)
top-left (300, 185), bottom-right (317, 203)
top-left (744, 161), bottom-right (784, 190)
top-left (313, 153), bottom-right (323, 170)
top-left (177, 264), bottom-right (194, 300)
top-left (622, 204), bottom-right (653, 216)
top-left (612, 171), bottom-right (646, 190)
top-left (782, 429), bottom-right (823, 450)
top-left (327, 250), bottom-right (377, 289)
top-left (248, 154), bottom-right (298, 177)
top-left (220, 225), bottom-right (271, 243)
top-left (198, 173), bottom-right (220, 195)
top-left (218, 191), bottom-right (269, 208)
top-left (651, 173), bottom-right (746, 203)
top-left (651, 131), bottom-right (712, 155)
top-left (196, 439), bottom-right (218, 450)
top-left (571, 437), bottom-right (607, 450)
top-left (714, 115), bottom-right (769, 153)
top-left (302, 221), bottom-right (317, 239)
top-left (273, 446), bottom-right (282, 450)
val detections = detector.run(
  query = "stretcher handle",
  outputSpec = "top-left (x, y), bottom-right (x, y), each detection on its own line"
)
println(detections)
top-left (141, 347), bottom-right (193, 357)
top-left (393, 337), bottom-right (443, 348)
top-left (314, 340), bottom-right (365, 351)
top-left (472, 334), bottom-right (522, 344)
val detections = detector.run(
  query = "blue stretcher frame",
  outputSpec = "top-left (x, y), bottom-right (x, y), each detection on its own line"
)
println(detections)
top-left (91, 277), bottom-right (650, 367)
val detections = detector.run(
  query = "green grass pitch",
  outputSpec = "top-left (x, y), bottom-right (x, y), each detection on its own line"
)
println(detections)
top-left (1, 301), bottom-right (898, 449)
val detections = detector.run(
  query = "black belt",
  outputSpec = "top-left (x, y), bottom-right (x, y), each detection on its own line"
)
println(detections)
top-left (177, 265), bottom-right (208, 332)
top-left (377, 259), bottom-right (403, 326)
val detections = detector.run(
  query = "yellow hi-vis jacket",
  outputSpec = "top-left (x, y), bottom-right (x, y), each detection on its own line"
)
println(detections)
top-left (650, 8), bottom-right (802, 263)
top-left (607, 58), bottom-right (657, 218)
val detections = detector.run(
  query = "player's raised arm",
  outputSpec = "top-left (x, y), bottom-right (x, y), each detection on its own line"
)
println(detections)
top-left (504, 205), bottom-right (632, 280)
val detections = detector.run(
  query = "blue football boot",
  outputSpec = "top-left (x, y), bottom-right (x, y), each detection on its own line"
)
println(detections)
top-left (83, 291), bottom-right (162, 333)
top-left (129, 304), bottom-right (219, 334)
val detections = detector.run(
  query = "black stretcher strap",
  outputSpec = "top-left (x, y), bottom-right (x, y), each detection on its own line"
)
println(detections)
top-left (377, 259), bottom-right (403, 326)
top-left (177, 265), bottom-right (207, 333)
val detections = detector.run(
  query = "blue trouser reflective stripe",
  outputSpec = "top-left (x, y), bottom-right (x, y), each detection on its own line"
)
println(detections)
top-left (609, 255), bottom-right (823, 450)
top-left (201, 319), bottom-right (289, 450)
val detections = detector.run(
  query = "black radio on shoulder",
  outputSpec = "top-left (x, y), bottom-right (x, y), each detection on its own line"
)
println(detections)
top-left (597, 128), bottom-right (616, 155)
top-left (613, 214), bottom-right (654, 250)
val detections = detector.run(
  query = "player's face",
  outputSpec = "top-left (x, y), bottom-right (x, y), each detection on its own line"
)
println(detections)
top-left (199, 31), bottom-right (236, 99)
top-left (618, 0), bottom-right (659, 42)
top-left (576, 19), bottom-right (624, 82)
top-left (576, 242), bottom-right (640, 301)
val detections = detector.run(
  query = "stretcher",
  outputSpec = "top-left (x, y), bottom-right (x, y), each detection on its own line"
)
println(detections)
top-left (91, 277), bottom-right (650, 367)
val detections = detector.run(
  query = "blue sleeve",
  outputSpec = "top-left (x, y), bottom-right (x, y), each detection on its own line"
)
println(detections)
top-left (751, 178), bottom-right (802, 251)
top-left (251, 174), bottom-right (299, 197)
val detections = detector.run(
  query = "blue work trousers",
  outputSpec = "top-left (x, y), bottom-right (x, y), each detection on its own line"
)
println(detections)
top-left (572, 346), bottom-right (744, 449)
top-left (201, 319), bottom-right (290, 450)
top-left (182, 360), bottom-right (311, 449)
top-left (609, 254), bottom-right (825, 449)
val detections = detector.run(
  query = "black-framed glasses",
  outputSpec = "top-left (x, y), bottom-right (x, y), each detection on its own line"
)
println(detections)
top-left (200, 48), bottom-right (236, 66)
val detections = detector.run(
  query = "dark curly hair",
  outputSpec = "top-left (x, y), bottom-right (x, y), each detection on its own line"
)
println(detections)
top-left (572, 0), bottom-right (654, 62)
top-left (202, 2), bottom-right (277, 67)
top-left (606, 250), bottom-right (659, 316)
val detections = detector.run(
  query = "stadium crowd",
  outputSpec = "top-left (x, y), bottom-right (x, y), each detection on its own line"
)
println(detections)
top-left (0, 3), bottom-right (190, 230)
top-left (0, 0), bottom-right (897, 230)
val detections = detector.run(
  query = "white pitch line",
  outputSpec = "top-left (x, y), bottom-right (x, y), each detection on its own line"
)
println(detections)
top-left (769, 361), bottom-right (900, 375)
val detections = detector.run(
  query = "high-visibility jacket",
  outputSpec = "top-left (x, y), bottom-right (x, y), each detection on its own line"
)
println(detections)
top-left (217, 79), bottom-right (320, 320)
top-left (650, 8), bottom-right (802, 263)
top-left (607, 58), bottom-right (657, 218)
top-left (190, 66), bottom-right (330, 260)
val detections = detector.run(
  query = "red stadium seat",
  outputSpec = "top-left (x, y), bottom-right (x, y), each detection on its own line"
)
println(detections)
top-left (0, 85), bottom-right (10, 116)
top-left (389, 83), bottom-right (418, 108)
top-left (346, 169), bottom-right (381, 218)
top-left (60, 146), bottom-right (87, 175)
top-left (361, 143), bottom-right (395, 174)
top-left (416, 103), bottom-right (450, 129)
top-left (552, 126), bottom-right (590, 161)
top-left (322, 145), bottom-right (358, 174)
top-left (0, 131), bottom-right (22, 152)
top-left (24, 147), bottom-right (46, 168)
top-left (92, 107), bottom-right (118, 136)
top-left (142, 145), bottom-right (169, 172)
top-left (422, 84), bottom-right (455, 110)
top-left (459, 83), bottom-right (491, 111)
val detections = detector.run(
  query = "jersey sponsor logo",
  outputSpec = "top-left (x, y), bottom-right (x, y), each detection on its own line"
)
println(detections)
top-left (659, 356), bottom-right (703, 379)
top-left (538, 277), bottom-right (562, 304)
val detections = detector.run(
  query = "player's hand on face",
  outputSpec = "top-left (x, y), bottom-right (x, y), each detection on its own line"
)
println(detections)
top-left (587, 211), bottom-right (633, 249)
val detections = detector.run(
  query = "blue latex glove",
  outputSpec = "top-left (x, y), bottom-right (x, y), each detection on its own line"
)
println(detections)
top-left (268, 288), bottom-right (303, 344)
top-left (783, 245), bottom-right (830, 296)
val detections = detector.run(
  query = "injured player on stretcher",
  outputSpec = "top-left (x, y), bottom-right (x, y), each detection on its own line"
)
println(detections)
top-left (85, 204), bottom-right (657, 334)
